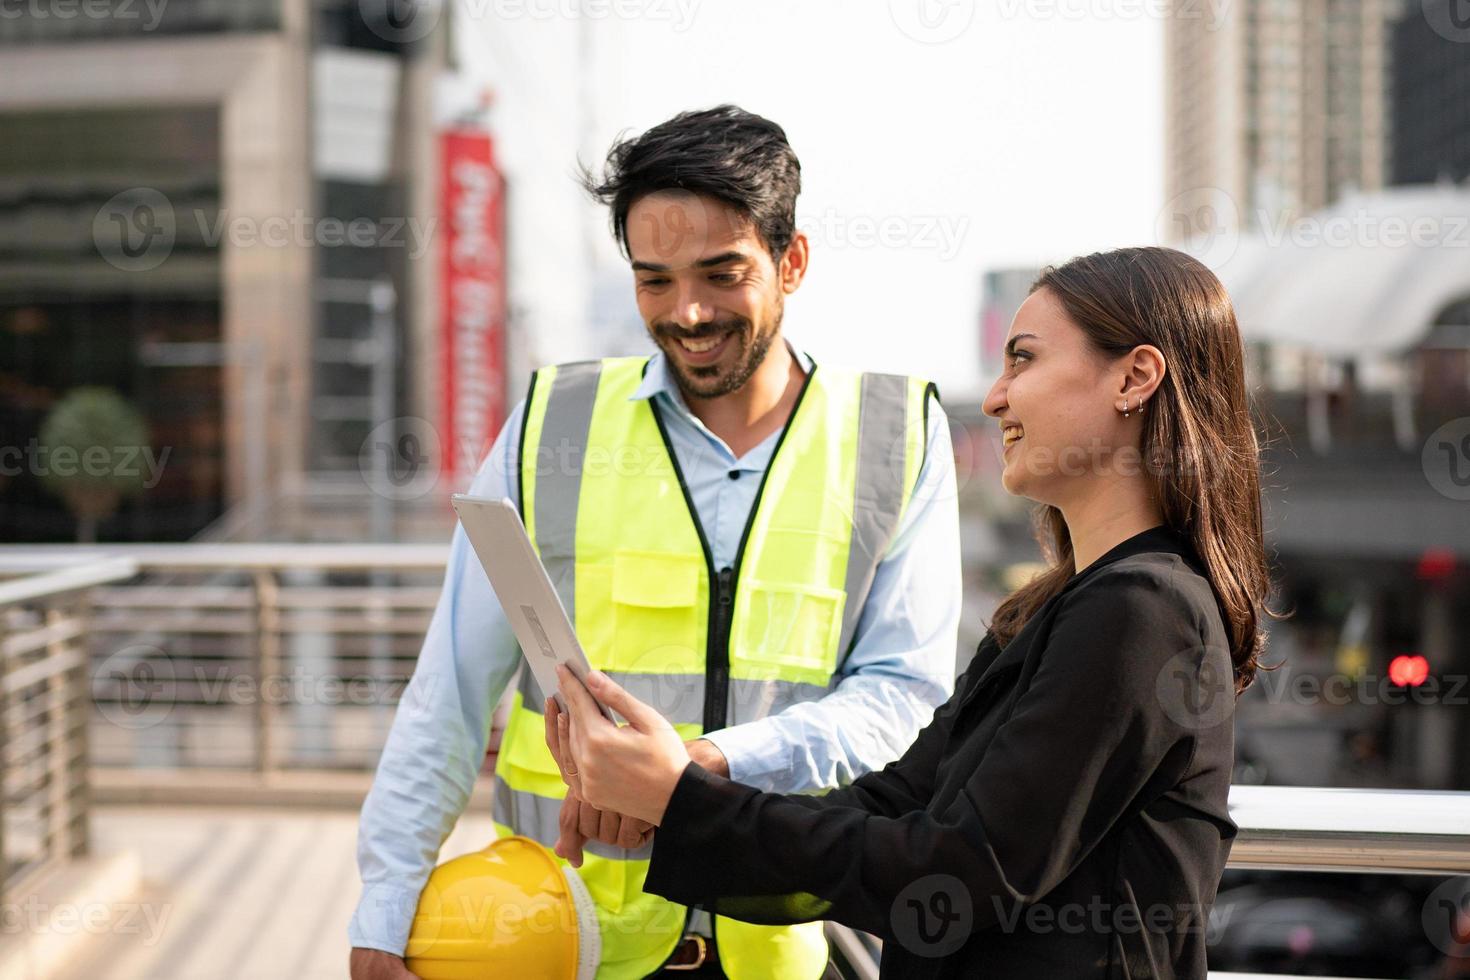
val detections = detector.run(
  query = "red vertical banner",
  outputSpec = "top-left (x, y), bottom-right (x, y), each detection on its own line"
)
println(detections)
top-left (439, 128), bottom-right (507, 487)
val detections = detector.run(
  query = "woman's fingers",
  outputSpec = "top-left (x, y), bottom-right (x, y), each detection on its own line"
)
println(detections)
top-left (584, 670), bottom-right (663, 731)
top-left (545, 698), bottom-right (583, 794)
top-left (556, 665), bottom-right (606, 727)
top-left (557, 713), bottom-right (582, 790)
top-left (544, 697), bottom-right (566, 768)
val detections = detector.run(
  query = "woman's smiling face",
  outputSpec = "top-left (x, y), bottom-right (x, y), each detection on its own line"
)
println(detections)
top-left (982, 287), bottom-right (1135, 507)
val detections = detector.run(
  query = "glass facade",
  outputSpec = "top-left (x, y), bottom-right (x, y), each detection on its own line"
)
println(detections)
top-left (0, 0), bottom-right (280, 44)
top-left (0, 106), bottom-right (224, 541)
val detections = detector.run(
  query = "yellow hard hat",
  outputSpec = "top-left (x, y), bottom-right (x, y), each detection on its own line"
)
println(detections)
top-left (405, 835), bottom-right (599, 980)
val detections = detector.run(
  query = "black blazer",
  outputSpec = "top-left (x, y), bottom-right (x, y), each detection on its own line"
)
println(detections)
top-left (645, 524), bottom-right (1238, 979)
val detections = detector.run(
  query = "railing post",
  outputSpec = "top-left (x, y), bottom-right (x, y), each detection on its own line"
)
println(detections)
top-left (46, 604), bottom-right (70, 863)
top-left (0, 606), bottom-right (8, 903)
top-left (253, 569), bottom-right (281, 777)
top-left (68, 594), bottom-right (91, 859)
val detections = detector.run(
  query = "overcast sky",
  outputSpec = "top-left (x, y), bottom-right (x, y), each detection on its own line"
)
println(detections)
top-left (462, 0), bottom-right (1165, 401)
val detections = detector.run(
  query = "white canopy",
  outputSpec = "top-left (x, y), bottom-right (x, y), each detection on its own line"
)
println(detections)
top-left (1184, 184), bottom-right (1470, 356)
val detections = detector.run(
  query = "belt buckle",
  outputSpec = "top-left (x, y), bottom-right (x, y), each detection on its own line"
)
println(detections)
top-left (663, 933), bottom-right (708, 971)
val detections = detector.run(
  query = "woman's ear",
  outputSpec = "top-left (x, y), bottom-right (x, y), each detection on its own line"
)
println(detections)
top-left (1118, 344), bottom-right (1166, 408)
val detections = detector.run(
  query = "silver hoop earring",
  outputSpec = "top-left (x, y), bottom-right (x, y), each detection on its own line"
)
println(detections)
top-left (1123, 397), bottom-right (1131, 418)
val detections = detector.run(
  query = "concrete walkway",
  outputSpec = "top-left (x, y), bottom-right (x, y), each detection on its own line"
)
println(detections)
top-left (55, 805), bottom-right (496, 980)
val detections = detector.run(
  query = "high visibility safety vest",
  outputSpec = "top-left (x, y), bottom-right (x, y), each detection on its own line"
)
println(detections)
top-left (491, 355), bottom-right (936, 979)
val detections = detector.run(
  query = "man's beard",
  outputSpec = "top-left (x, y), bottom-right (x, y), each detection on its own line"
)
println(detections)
top-left (654, 299), bottom-right (783, 400)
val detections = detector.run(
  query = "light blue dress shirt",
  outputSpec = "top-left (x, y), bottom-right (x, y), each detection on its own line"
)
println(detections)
top-left (349, 343), bottom-right (963, 955)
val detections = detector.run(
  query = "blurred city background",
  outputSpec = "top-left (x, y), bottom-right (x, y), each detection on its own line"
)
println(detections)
top-left (1, 0), bottom-right (1469, 977)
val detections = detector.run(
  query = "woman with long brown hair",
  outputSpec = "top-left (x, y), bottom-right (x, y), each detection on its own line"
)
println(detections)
top-left (548, 246), bottom-right (1276, 978)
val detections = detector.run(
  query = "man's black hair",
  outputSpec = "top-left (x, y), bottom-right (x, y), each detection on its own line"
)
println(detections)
top-left (581, 104), bottom-right (802, 261)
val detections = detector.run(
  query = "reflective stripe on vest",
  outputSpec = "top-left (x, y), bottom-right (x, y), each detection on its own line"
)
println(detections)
top-left (493, 355), bottom-right (933, 980)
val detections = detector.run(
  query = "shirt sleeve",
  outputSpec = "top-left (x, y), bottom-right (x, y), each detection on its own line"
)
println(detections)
top-left (644, 566), bottom-right (1219, 941)
top-left (346, 399), bottom-right (528, 956)
top-left (698, 399), bottom-right (962, 793)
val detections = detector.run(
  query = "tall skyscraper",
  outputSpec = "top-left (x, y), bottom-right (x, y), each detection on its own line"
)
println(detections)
top-left (1392, 0), bottom-right (1470, 186)
top-left (1163, 0), bottom-right (1403, 241)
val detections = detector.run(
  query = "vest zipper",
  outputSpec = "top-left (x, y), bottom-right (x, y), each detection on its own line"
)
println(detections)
top-left (705, 566), bottom-right (736, 732)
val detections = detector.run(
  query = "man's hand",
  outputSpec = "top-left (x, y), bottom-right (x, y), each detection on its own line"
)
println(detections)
top-left (350, 948), bottom-right (420, 980)
top-left (547, 696), bottom-right (654, 865)
top-left (555, 788), bottom-right (653, 868)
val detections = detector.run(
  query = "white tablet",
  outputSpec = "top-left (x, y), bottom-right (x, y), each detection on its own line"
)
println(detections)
top-left (449, 493), bottom-right (614, 721)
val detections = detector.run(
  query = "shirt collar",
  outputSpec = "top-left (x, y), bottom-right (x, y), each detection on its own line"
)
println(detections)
top-left (630, 337), bottom-right (814, 404)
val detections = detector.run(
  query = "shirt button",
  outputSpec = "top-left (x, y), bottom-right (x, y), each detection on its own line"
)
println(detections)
top-left (728, 470), bottom-right (741, 480)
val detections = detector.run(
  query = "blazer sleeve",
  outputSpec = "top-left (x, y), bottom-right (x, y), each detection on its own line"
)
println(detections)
top-left (643, 566), bottom-right (1220, 939)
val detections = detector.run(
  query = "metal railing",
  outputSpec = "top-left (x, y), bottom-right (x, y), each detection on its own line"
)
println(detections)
top-left (0, 556), bottom-right (135, 902)
top-left (1, 545), bottom-right (454, 805)
top-left (1, 545), bottom-right (1468, 978)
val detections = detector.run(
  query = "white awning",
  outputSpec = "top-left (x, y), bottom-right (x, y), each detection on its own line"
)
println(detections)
top-left (1183, 184), bottom-right (1470, 356)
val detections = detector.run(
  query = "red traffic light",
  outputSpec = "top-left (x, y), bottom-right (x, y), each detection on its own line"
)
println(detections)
top-left (1388, 654), bottom-right (1430, 687)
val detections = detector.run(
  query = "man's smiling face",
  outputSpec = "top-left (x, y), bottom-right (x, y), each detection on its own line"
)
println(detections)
top-left (626, 191), bottom-right (787, 400)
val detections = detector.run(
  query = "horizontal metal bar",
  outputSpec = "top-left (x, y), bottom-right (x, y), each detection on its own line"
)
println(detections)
top-left (2, 648), bottom-right (84, 696)
top-left (1211, 975), bottom-right (1392, 980)
top-left (0, 544), bottom-right (448, 571)
top-left (1228, 785), bottom-right (1470, 874)
top-left (0, 557), bottom-right (137, 606)
top-left (0, 615), bottom-right (86, 658)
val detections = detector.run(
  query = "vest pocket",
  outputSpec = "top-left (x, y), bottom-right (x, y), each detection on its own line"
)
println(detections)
top-left (499, 704), bottom-right (564, 779)
top-left (731, 580), bottom-right (847, 685)
top-left (608, 550), bottom-right (705, 673)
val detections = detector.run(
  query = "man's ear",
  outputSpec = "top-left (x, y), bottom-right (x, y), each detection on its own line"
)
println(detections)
top-left (779, 231), bottom-right (810, 294)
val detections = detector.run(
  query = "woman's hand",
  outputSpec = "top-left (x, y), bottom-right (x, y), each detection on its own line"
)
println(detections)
top-left (543, 701), bottom-right (655, 866)
top-left (552, 665), bottom-right (690, 826)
